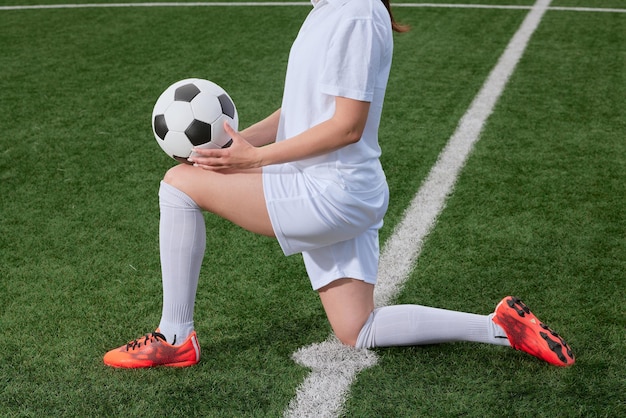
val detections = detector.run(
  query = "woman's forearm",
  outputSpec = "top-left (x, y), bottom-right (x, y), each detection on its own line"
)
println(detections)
top-left (257, 97), bottom-right (370, 166)
top-left (239, 108), bottom-right (281, 147)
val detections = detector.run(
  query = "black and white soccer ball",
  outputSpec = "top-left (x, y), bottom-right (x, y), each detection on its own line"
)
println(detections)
top-left (151, 78), bottom-right (238, 164)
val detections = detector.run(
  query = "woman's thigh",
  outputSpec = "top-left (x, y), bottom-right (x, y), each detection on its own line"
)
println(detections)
top-left (163, 164), bottom-right (274, 237)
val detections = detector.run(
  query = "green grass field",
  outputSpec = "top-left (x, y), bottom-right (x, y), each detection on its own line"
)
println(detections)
top-left (1, 1), bottom-right (624, 417)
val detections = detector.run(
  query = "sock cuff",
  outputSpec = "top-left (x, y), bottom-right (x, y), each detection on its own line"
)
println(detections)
top-left (159, 181), bottom-right (200, 209)
top-left (355, 310), bottom-right (376, 349)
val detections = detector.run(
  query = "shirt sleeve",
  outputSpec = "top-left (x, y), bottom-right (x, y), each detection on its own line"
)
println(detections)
top-left (319, 17), bottom-right (386, 102)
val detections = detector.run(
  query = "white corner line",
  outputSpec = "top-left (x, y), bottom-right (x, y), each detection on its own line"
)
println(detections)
top-left (284, 1), bottom-right (553, 417)
top-left (0, 2), bottom-right (311, 11)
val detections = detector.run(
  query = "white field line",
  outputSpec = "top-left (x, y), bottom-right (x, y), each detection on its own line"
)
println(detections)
top-left (547, 6), bottom-right (626, 13)
top-left (285, 0), bottom-right (553, 417)
top-left (394, 3), bottom-right (626, 13)
top-left (0, 2), bottom-right (624, 13)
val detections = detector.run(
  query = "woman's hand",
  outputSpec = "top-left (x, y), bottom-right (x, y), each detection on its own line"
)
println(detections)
top-left (188, 122), bottom-right (263, 170)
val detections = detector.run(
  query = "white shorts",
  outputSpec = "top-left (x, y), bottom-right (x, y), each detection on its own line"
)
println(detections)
top-left (262, 163), bottom-right (389, 290)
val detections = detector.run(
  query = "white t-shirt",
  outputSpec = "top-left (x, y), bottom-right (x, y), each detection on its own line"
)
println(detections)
top-left (276, 0), bottom-right (393, 195)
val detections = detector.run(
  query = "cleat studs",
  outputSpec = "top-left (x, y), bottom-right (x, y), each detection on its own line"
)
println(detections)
top-left (506, 297), bottom-right (531, 317)
top-left (541, 332), bottom-right (567, 363)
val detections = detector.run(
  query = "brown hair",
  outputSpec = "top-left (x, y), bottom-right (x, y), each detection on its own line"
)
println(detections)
top-left (381, 0), bottom-right (410, 33)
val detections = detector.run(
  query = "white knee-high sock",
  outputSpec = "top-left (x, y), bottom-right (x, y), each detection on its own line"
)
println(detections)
top-left (355, 304), bottom-right (510, 348)
top-left (157, 181), bottom-right (206, 345)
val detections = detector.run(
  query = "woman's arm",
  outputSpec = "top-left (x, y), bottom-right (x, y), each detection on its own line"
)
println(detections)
top-left (190, 96), bottom-right (370, 170)
top-left (256, 97), bottom-right (370, 166)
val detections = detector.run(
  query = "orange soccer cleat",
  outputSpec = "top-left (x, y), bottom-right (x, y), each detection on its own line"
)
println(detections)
top-left (492, 296), bottom-right (575, 367)
top-left (103, 330), bottom-right (200, 368)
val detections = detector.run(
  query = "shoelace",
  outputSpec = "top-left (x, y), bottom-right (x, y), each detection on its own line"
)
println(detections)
top-left (125, 332), bottom-right (167, 351)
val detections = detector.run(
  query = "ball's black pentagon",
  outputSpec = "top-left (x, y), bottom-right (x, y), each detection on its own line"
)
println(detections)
top-left (154, 114), bottom-right (168, 140)
top-left (173, 155), bottom-right (193, 165)
top-left (185, 119), bottom-right (212, 146)
top-left (175, 83), bottom-right (201, 102)
top-left (217, 94), bottom-right (236, 119)
top-left (221, 139), bottom-right (233, 148)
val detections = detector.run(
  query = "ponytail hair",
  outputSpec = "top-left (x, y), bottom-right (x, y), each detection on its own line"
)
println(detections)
top-left (381, 0), bottom-right (410, 33)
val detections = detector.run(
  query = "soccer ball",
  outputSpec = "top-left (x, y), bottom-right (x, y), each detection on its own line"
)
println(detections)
top-left (151, 78), bottom-right (238, 164)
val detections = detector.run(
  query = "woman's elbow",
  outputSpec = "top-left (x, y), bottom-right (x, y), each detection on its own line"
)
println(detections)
top-left (346, 133), bottom-right (362, 145)
top-left (343, 126), bottom-right (365, 145)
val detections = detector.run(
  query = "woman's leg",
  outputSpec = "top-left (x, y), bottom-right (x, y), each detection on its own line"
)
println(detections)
top-left (104, 165), bottom-right (275, 368)
top-left (158, 164), bottom-right (276, 342)
top-left (318, 278), bottom-right (508, 348)
top-left (318, 279), bottom-right (575, 367)
top-left (157, 181), bottom-right (206, 345)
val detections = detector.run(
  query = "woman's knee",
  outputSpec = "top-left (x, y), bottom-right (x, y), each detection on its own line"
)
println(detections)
top-left (163, 163), bottom-right (193, 188)
top-left (318, 278), bottom-right (374, 347)
top-left (162, 164), bottom-right (211, 205)
top-left (333, 327), bottom-right (362, 347)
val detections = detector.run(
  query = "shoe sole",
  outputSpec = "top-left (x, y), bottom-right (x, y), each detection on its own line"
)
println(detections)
top-left (103, 332), bottom-right (201, 369)
top-left (104, 358), bottom-right (200, 369)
